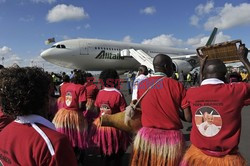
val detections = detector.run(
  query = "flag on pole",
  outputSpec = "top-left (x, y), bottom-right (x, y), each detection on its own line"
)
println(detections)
top-left (45, 37), bottom-right (55, 45)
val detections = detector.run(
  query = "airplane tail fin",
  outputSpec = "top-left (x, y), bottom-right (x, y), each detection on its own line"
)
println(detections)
top-left (206, 27), bottom-right (218, 46)
top-left (45, 37), bottom-right (55, 45)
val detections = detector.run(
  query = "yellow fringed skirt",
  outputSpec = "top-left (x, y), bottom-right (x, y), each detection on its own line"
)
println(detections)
top-left (180, 144), bottom-right (247, 166)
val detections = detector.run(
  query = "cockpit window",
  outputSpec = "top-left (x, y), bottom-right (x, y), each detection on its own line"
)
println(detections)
top-left (53, 44), bottom-right (66, 48)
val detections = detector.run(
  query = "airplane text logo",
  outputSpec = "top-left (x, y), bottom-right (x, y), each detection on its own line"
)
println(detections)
top-left (95, 51), bottom-right (124, 60)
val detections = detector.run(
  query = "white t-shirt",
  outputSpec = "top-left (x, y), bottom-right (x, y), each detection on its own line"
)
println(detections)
top-left (132, 74), bottom-right (148, 100)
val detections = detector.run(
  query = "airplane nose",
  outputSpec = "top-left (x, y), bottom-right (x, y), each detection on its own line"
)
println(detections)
top-left (40, 49), bottom-right (50, 60)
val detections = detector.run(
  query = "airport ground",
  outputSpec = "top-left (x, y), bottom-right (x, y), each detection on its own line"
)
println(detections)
top-left (83, 76), bottom-right (250, 166)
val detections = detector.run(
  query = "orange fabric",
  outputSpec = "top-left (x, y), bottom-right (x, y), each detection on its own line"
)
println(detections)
top-left (181, 144), bottom-right (247, 166)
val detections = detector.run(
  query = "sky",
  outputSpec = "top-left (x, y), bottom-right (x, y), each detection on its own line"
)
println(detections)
top-left (0, 0), bottom-right (250, 73)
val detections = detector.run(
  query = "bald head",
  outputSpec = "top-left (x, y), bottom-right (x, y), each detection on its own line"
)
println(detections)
top-left (153, 54), bottom-right (173, 76)
top-left (203, 59), bottom-right (227, 81)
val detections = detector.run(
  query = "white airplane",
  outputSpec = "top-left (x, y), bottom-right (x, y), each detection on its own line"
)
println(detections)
top-left (40, 38), bottom-right (199, 73)
top-left (40, 29), bottom-right (218, 74)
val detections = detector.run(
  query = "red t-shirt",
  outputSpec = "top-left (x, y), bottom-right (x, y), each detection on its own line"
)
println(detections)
top-left (85, 82), bottom-right (99, 100)
top-left (60, 82), bottom-right (69, 97)
top-left (61, 83), bottom-right (87, 111)
top-left (182, 81), bottom-right (250, 156)
top-left (95, 87), bottom-right (127, 115)
top-left (138, 76), bottom-right (186, 129)
top-left (0, 109), bottom-right (13, 132)
top-left (0, 122), bottom-right (77, 166)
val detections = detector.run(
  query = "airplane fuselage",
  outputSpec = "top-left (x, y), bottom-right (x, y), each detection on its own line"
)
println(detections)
top-left (41, 38), bottom-right (196, 72)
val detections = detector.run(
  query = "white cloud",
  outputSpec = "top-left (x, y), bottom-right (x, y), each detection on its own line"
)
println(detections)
top-left (141, 31), bottom-right (231, 49)
top-left (186, 35), bottom-right (206, 47)
top-left (0, 46), bottom-right (70, 72)
top-left (140, 6), bottom-right (156, 15)
top-left (0, 46), bottom-right (12, 56)
top-left (32, 55), bottom-right (71, 73)
top-left (47, 4), bottom-right (89, 23)
top-left (186, 31), bottom-right (231, 48)
top-left (213, 31), bottom-right (231, 43)
top-left (8, 55), bottom-right (22, 65)
top-left (195, 1), bottom-right (214, 15)
top-left (204, 3), bottom-right (250, 30)
top-left (31, 0), bottom-right (56, 4)
top-left (122, 36), bottom-right (132, 43)
top-left (190, 15), bottom-right (200, 26)
top-left (142, 34), bottom-right (183, 47)
top-left (0, 46), bottom-right (24, 67)
top-left (190, 1), bottom-right (214, 26)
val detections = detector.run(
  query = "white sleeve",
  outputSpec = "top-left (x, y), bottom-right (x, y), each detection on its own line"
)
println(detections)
top-left (132, 79), bottom-right (139, 100)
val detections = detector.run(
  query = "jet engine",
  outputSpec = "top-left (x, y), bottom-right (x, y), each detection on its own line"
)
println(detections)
top-left (172, 59), bottom-right (193, 75)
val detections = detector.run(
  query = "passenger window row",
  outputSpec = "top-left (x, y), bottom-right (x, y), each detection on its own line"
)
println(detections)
top-left (94, 47), bottom-right (122, 51)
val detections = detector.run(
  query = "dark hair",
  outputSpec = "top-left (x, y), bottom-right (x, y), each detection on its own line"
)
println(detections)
top-left (203, 59), bottom-right (227, 81)
top-left (138, 65), bottom-right (148, 75)
top-left (99, 69), bottom-right (120, 88)
top-left (0, 67), bottom-right (51, 118)
top-left (62, 74), bottom-right (70, 83)
top-left (71, 70), bottom-right (86, 84)
top-left (85, 73), bottom-right (93, 78)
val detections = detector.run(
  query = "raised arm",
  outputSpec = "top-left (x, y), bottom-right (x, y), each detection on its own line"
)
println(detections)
top-left (199, 55), bottom-right (208, 84)
top-left (238, 44), bottom-right (250, 79)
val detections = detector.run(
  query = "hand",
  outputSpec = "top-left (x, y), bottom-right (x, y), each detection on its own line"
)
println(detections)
top-left (237, 44), bottom-right (249, 62)
top-left (199, 54), bottom-right (209, 68)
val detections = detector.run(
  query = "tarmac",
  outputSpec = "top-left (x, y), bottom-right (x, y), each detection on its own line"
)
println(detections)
top-left (85, 78), bottom-right (250, 166)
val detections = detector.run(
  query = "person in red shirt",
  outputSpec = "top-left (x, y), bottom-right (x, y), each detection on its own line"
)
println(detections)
top-left (0, 67), bottom-right (77, 166)
top-left (90, 69), bottom-right (131, 166)
top-left (83, 73), bottom-right (99, 122)
top-left (52, 70), bottom-right (88, 165)
top-left (0, 108), bottom-right (13, 132)
top-left (180, 44), bottom-right (250, 166)
top-left (130, 54), bottom-right (191, 166)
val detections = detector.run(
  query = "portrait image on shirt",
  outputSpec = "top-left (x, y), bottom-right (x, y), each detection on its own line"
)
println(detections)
top-left (65, 92), bottom-right (73, 107)
top-left (100, 102), bottom-right (111, 115)
top-left (195, 106), bottom-right (222, 137)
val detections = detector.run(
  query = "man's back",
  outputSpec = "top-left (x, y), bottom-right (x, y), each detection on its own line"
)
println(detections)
top-left (138, 76), bottom-right (186, 129)
top-left (183, 81), bottom-right (250, 155)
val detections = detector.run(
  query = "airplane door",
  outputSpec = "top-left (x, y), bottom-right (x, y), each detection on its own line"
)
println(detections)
top-left (80, 42), bottom-right (89, 55)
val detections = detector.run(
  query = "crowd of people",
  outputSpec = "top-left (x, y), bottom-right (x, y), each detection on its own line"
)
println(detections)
top-left (0, 44), bottom-right (250, 166)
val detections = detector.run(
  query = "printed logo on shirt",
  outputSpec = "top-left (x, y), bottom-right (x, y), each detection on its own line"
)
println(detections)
top-left (0, 149), bottom-right (12, 165)
top-left (0, 155), bottom-right (11, 165)
top-left (195, 106), bottom-right (222, 137)
top-left (65, 92), bottom-right (73, 107)
top-left (100, 103), bottom-right (111, 115)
